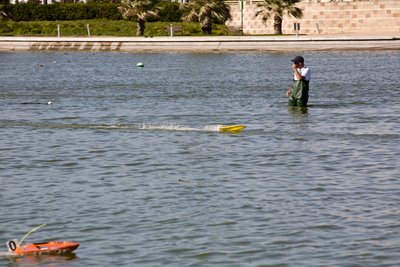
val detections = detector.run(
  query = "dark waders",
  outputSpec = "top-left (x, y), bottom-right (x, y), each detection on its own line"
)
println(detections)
top-left (288, 80), bottom-right (309, 107)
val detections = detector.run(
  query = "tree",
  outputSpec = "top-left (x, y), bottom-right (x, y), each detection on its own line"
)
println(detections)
top-left (255, 0), bottom-right (303, 35)
top-left (181, 0), bottom-right (231, 35)
top-left (118, 0), bottom-right (160, 36)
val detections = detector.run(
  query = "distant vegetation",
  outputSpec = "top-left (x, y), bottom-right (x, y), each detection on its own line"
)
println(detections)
top-left (0, 2), bottom-right (234, 36)
top-left (2, 3), bottom-right (124, 21)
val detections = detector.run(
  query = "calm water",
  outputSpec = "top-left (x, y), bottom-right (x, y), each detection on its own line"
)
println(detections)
top-left (0, 51), bottom-right (399, 267)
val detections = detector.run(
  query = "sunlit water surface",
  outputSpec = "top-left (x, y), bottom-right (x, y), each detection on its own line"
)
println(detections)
top-left (0, 51), bottom-right (399, 267)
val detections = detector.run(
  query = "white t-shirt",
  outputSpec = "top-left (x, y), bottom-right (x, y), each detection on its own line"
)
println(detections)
top-left (294, 67), bottom-right (311, 81)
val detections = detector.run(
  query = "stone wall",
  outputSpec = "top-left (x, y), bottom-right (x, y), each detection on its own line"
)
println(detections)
top-left (227, 0), bottom-right (400, 35)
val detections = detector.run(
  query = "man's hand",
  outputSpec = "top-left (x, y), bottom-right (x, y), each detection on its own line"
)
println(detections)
top-left (292, 63), bottom-right (304, 80)
top-left (286, 87), bottom-right (292, 97)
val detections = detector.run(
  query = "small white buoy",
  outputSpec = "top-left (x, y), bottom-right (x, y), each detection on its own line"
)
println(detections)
top-left (136, 63), bottom-right (144, 68)
top-left (48, 101), bottom-right (52, 105)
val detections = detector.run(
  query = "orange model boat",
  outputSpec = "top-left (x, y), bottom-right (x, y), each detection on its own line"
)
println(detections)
top-left (5, 224), bottom-right (79, 256)
top-left (7, 240), bottom-right (79, 255)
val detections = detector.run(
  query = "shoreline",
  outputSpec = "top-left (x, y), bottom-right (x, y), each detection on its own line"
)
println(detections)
top-left (1, 35), bottom-right (399, 52)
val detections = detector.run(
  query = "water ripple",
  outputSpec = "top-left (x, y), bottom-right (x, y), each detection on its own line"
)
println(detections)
top-left (1, 51), bottom-right (399, 267)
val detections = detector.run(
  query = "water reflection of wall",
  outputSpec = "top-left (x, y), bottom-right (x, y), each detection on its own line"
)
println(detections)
top-left (227, 0), bottom-right (400, 35)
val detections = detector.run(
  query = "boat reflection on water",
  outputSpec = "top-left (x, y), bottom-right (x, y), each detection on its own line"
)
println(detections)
top-left (6, 252), bottom-right (77, 267)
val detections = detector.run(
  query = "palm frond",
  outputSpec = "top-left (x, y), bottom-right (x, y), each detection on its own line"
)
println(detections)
top-left (255, 0), bottom-right (303, 23)
top-left (118, 0), bottom-right (160, 20)
top-left (180, 0), bottom-right (231, 33)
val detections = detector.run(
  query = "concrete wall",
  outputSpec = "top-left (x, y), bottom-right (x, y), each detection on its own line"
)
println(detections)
top-left (1, 36), bottom-right (399, 52)
top-left (227, 0), bottom-right (400, 35)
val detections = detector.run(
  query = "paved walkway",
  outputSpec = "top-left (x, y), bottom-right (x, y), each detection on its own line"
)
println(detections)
top-left (1, 34), bottom-right (399, 52)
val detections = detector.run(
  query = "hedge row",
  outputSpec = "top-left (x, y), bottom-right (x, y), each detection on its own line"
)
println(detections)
top-left (2, 2), bottom-right (183, 22)
top-left (3, 3), bottom-right (122, 21)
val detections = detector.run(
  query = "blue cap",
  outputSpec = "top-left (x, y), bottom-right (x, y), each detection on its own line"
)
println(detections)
top-left (291, 56), bottom-right (304, 64)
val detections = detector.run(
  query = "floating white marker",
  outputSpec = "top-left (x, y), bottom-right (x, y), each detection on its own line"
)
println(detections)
top-left (48, 101), bottom-right (52, 105)
top-left (137, 63), bottom-right (144, 67)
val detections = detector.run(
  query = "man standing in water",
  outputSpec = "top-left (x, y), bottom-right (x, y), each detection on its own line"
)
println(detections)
top-left (286, 56), bottom-right (311, 107)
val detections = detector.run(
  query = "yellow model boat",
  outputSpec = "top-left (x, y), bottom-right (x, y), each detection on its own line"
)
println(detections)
top-left (218, 125), bottom-right (246, 133)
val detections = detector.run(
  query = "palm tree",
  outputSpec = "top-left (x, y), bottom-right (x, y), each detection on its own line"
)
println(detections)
top-left (181, 0), bottom-right (231, 35)
top-left (118, 0), bottom-right (161, 36)
top-left (255, 0), bottom-right (303, 35)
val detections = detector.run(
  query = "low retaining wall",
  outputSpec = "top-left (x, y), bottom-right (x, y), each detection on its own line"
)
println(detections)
top-left (227, 0), bottom-right (400, 35)
top-left (0, 36), bottom-right (399, 52)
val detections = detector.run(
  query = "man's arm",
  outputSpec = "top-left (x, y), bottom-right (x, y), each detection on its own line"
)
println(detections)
top-left (292, 64), bottom-right (304, 80)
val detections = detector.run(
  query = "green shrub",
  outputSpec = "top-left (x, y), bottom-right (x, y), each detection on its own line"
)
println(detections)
top-left (0, 21), bottom-right (12, 34)
top-left (41, 22), bottom-right (57, 35)
top-left (158, 2), bottom-right (182, 22)
top-left (145, 21), bottom-right (170, 36)
top-left (3, 2), bottom-right (186, 22)
top-left (88, 20), bottom-right (136, 36)
top-left (181, 23), bottom-right (201, 35)
top-left (3, 3), bottom-right (122, 21)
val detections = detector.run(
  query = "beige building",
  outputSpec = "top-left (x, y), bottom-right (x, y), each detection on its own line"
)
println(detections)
top-left (227, 0), bottom-right (400, 35)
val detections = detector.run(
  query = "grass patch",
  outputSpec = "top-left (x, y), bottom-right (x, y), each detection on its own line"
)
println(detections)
top-left (0, 20), bottom-right (236, 37)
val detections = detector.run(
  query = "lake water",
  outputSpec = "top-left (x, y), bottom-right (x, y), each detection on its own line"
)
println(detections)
top-left (0, 51), bottom-right (399, 267)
